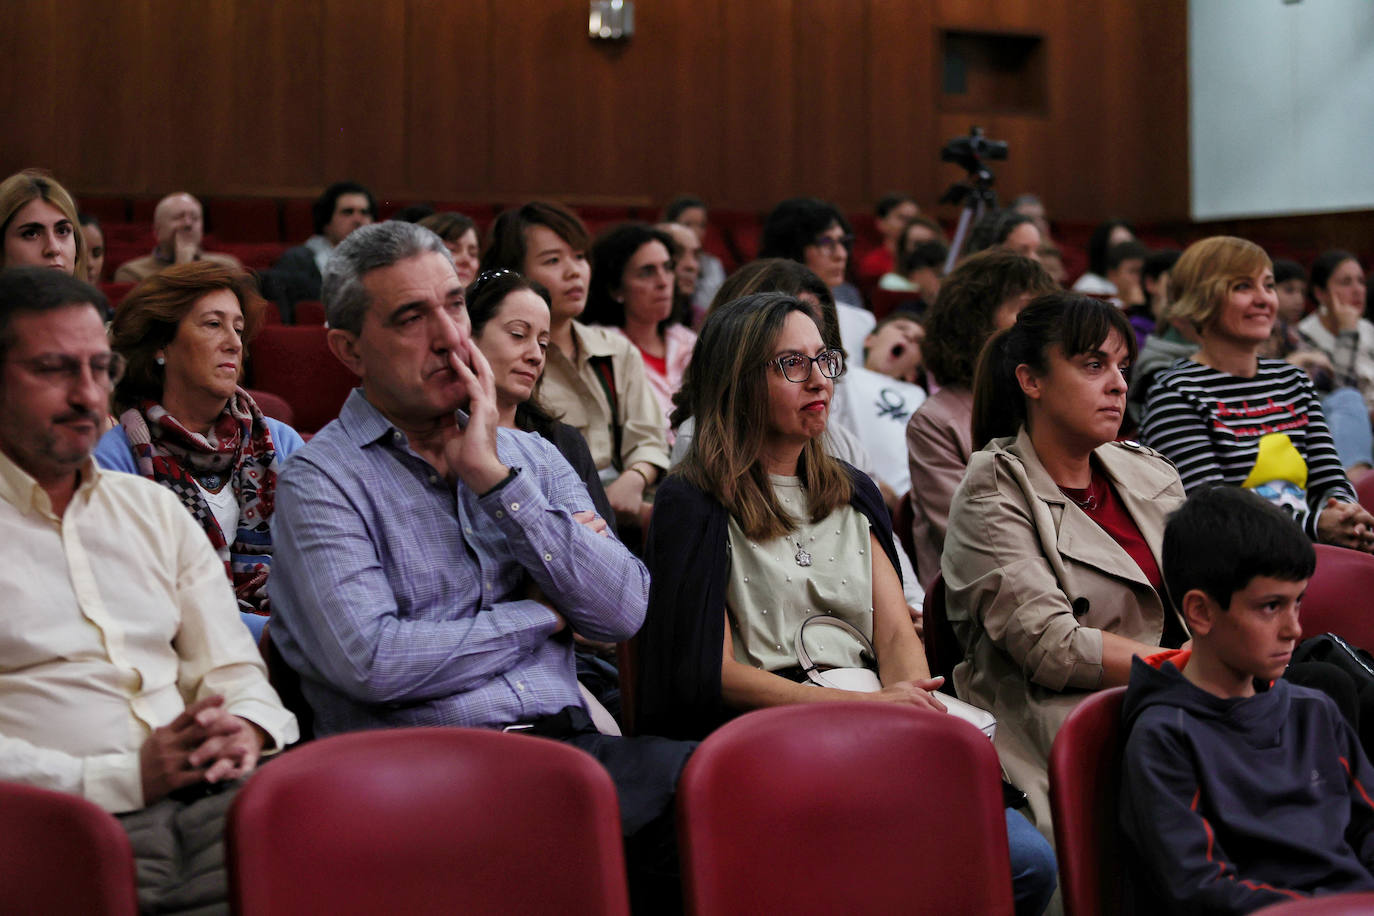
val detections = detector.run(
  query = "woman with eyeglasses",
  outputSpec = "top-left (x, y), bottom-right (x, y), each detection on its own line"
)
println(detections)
top-left (943, 292), bottom-right (1188, 844)
top-left (638, 291), bottom-right (1058, 915)
top-left (94, 263), bottom-right (305, 638)
top-left (583, 222), bottom-right (698, 434)
top-left (759, 197), bottom-right (871, 353)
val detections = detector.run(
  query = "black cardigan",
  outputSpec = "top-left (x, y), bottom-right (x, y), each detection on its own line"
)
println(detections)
top-left (635, 462), bottom-right (900, 740)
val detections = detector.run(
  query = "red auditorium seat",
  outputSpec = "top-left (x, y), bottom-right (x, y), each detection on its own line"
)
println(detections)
top-left (922, 572), bottom-right (963, 685)
top-left (79, 196), bottom-right (131, 225)
top-left (0, 782), bottom-right (139, 916)
top-left (100, 282), bottom-right (137, 309)
top-left (205, 197), bottom-right (281, 242)
top-left (130, 197), bottom-right (160, 223)
top-left (711, 209), bottom-right (760, 262)
top-left (1048, 686), bottom-right (1129, 916)
top-left (1252, 893), bottom-right (1374, 914)
top-left (678, 703), bottom-right (1014, 915)
top-left (1299, 545), bottom-right (1374, 650)
top-left (1355, 471), bottom-right (1374, 516)
top-left (227, 727), bottom-right (630, 916)
top-left (218, 241), bottom-right (288, 271)
top-left (432, 201), bottom-right (498, 231)
top-left (578, 204), bottom-right (641, 237)
top-left (293, 299), bottom-right (326, 325)
top-left (700, 223), bottom-right (737, 272)
top-left (870, 286), bottom-right (922, 320)
top-left (244, 388), bottom-right (295, 426)
top-left (282, 198), bottom-right (315, 243)
top-left (248, 325), bottom-right (357, 434)
top-left (260, 301), bottom-right (283, 325)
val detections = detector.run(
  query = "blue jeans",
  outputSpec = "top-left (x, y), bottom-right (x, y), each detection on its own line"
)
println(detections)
top-left (1007, 806), bottom-right (1058, 916)
top-left (1322, 386), bottom-right (1373, 469)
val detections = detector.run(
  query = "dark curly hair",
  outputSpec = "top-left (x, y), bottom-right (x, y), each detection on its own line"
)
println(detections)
top-left (922, 249), bottom-right (1057, 388)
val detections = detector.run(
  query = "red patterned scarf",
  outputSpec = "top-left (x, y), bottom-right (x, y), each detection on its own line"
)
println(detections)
top-left (118, 388), bottom-right (281, 615)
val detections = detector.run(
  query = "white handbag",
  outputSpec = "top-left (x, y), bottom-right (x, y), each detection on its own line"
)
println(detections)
top-left (795, 614), bottom-right (997, 740)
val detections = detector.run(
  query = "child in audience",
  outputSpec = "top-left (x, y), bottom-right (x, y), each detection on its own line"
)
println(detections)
top-left (831, 312), bottom-right (927, 496)
top-left (1121, 485), bottom-right (1374, 913)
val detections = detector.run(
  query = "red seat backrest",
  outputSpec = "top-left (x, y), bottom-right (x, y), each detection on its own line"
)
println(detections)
top-left (922, 572), bottom-right (963, 685)
top-left (227, 727), bottom-right (630, 916)
top-left (293, 300), bottom-right (326, 325)
top-left (248, 326), bottom-right (357, 434)
top-left (205, 197), bottom-right (282, 243)
top-left (244, 388), bottom-right (295, 427)
top-left (0, 782), bottom-right (139, 915)
top-left (679, 703), bottom-right (1014, 915)
top-left (1355, 473), bottom-right (1374, 516)
top-left (1049, 686), bottom-right (1130, 916)
top-left (281, 198), bottom-right (315, 243)
top-left (1301, 545), bottom-right (1374, 649)
top-left (1248, 891), bottom-right (1374, 914)
top-left (100, 282), bottom-right (137, 310)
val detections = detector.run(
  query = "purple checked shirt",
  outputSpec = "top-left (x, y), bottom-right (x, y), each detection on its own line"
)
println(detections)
top-left (269, 389), bottom-right (648, 734)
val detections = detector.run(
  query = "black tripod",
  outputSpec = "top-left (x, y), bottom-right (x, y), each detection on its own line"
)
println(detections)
top-left (939, 169), bottom-right (998, 272)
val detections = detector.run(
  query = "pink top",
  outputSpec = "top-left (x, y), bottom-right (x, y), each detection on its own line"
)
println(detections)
top-left (614, 324), bottom-right (698, 441)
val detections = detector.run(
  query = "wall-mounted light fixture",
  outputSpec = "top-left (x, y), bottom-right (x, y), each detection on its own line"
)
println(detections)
top-left (589, 0), bottom-right (634, 41)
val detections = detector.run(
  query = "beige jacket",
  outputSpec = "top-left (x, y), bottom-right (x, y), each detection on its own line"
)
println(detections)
top-left (113, 250), bottom-right (244, 284)
top-left (540, 321), bottom-right (670, 475)
top-left (942, 428), bottom-right (1186, 838)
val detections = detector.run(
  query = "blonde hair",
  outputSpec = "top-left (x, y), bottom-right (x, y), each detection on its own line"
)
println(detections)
top-left (1168, 236), bottom-right (1271, 332)
top-left (0, 170), bottom-right (88, 280)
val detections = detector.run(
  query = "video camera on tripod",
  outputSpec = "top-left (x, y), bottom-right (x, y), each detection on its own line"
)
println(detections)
top-left (939, 126), bottom-right (1008, 269)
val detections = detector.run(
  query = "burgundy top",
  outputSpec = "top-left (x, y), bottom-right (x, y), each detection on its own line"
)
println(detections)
top-left (1060, 467), bottom-right (1163, 590)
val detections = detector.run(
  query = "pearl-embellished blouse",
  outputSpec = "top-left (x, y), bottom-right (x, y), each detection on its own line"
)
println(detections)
top-left (725, 475), bottom-right (875, 673)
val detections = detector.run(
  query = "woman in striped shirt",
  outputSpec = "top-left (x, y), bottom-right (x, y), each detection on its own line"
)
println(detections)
top-left (1140, 236), bottom-right (1374, 550)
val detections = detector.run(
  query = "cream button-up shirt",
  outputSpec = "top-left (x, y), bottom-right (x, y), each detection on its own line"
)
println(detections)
top-left (0, 451), bottom-right (297, 813)
top-left (540, 321), bottom-right (670, 476)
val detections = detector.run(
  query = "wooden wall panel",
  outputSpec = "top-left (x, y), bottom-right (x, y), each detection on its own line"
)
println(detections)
top-left (640, 0), bottom-right (727, 210)
top-left (1, 0), bottom-right (1194, 223)
top-left (791, 1), bottom-right (870, 207)
top-left (719, 0), bottom-right (797, 209)
top-left (2, 3), bottom-right (60, 179)
top-left (230, 0), bottom-right (324, 193)
top-left (320, 0), bottom-right (407, 193)
top-left (405, 0), bottom-right (490, 196)
top-left (865, 1), bottom-right (936, 208)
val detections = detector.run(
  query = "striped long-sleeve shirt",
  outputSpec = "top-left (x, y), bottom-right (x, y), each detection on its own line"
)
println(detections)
top-left (1139, 358), bottom-right (1355, 539)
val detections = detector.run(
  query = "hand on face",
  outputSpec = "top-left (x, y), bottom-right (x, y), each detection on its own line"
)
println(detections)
top-left (439, 343), bottom-right (510, 493)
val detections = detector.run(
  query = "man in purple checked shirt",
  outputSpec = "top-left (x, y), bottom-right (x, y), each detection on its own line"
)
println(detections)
top-left (268, 221), bottom-right (693, 908)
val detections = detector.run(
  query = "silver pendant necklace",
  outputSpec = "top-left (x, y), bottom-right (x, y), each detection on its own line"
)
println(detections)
top-left (793, 540), bottom-right (813, 567)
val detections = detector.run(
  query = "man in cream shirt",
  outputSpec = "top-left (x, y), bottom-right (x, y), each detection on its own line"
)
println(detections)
top-left (0, 267), bottom-right (297, 914)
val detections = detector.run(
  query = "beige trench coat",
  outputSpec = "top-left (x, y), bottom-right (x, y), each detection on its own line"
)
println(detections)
top-left (942, 427), bottom-right (1187, 840)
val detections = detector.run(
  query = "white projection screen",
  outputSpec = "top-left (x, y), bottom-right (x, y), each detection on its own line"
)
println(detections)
top-left (1189, 0), bottom-right (1374, 220)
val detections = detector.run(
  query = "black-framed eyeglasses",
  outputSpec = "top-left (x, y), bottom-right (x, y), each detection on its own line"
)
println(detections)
top-left (811, 234), bottom-right (854, 253)
top-left (468, 268), bottom-right (519, 300)
top-left (767, 348), bottom-right (845, 383)
top-left (14, 352), bottom-right (126, 389)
